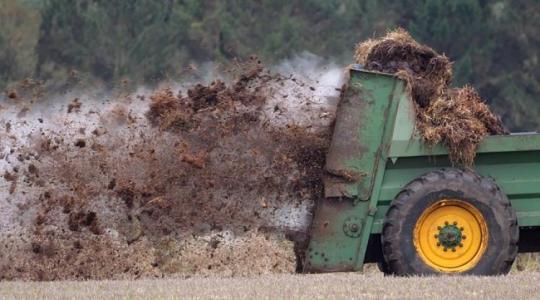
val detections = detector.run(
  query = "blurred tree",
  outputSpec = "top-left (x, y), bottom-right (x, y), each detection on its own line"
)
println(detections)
top-left (0, 0), bottom-right (538, 130)
top-left (0, 0), bottom-right (40, 89)
top-left (480, 0), bottom-right (540, 131)
top-left (0, 35), bottom-right (17, 85)
top-left (36, 0), bottom-right (200, 85)
top-left (401, 0), bottom-right (540, 131)
top-left (35, 0), bottom-right (400, 86)
top-left (402, 0), bottom-right (490, 85)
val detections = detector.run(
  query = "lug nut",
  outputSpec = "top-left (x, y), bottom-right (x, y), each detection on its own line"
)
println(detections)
top-left (453, 221), bottom-right (458, 226)
top-left (445, 221), bottom-right (449, 225)
top-left (443, 248), bottom-right (448, 252)
top-left (460, 227), bottom-right (464, 231)
top-left (462, 235), bottom-right (467, 240)
top-left (452, 248), bottom-right (456, 252)
top-left (437, 243), bottom-right (441, 247)
top-left (434, 234), bottom-right (438, 238)
top-left (437, 226), bottom-right (442, 230)
top-left (459, 243), bottom-right (464, 247)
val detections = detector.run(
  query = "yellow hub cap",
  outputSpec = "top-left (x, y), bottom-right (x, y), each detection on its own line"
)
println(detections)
top-left (413, 199), bottom-right (488, 273)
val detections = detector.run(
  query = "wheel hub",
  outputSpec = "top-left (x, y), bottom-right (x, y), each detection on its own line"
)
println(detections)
top-left (437, 223), bottom-right (463, 250)
top-left (413, 199), bottom-right (488, 273)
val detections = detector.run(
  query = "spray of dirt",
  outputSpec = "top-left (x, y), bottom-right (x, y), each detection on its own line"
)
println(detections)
top-left (0, 54), bottom-right (343, 280)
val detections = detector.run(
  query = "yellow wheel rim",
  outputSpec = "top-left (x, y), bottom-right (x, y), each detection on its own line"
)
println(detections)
top-left (413, 199), bottom-right (488, 273)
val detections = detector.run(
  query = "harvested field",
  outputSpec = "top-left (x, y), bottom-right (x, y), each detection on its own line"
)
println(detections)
top-left (1, 273), bottom-right (539, 299)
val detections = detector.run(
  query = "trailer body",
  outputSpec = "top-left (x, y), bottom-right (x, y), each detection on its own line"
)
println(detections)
top-left (304, 67), bottom-right (540, 273)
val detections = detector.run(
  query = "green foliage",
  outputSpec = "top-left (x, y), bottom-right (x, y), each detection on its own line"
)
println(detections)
top-left (36, 0), bottom-right (198, 84)
top-left (402, 0), bottom-right (540, 131)
top-left (485, 0), bottom-right (540, 131)
top-left (0, 0), bottom-right (40, 87)
top-left (0, 0), bottom-right (538, 131)
top-left (406, 0), bottom-right (488, 84)
top-left (32, 0), bottom-right (397, 85)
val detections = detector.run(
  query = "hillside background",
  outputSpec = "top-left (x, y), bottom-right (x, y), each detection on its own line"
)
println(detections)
top-left (1, 0), bottom-right (538, 131)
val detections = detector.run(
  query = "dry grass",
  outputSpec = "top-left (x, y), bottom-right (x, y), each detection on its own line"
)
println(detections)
top-left (1, 272), bottom-right (540, 299)
top-left (417, 86), bottom-right (507, 166)
top-left (514, 254), bottom-right (540, 272)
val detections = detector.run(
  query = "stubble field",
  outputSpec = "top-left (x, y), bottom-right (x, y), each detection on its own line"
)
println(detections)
top-left (1, 271), bottom-right (538, 299)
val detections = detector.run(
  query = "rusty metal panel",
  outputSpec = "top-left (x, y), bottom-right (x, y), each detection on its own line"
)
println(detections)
top-left (324, 70), bottom-right (403, 201)
top-left (303, 197), bottom-right (362, 272)
top-left (305, 69), bottom-right (405, 273)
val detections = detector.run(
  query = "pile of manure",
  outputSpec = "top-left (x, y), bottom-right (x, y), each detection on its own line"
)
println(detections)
top-left (355, 29), bottom-right (507, 166)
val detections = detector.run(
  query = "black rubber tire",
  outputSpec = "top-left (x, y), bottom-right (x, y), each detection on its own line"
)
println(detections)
top-left (377, 258), bottom-right (390, 275)
top-left (381, 169), bottom-right (518, 276)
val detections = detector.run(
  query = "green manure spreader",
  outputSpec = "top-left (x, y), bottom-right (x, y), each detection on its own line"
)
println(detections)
top-left (304, 66), bottom-right (540, 276)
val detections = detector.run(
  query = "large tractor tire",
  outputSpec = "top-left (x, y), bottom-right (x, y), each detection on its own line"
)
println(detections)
top-left (381, 169), bottom-right (518, 276)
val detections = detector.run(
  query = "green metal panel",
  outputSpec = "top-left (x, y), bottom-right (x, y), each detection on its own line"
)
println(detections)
top-left (390, 134), bottom-right (540, 158)
top-left (388, 87), bottom-right (540, 158)
top-left (304, 69), bottom-right (404, 272)
top-left (390, 88), bottom-right (416, 146)
top-left (372, 150), bottom-right (540, 233)
top-left (379, 82), bottom-right (540, 234)
top-left (324, 70), bottom-right (405, 199)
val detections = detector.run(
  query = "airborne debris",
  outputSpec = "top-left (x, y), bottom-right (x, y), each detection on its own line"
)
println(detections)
top-left (17, 107), bottom-right (29, 118)
top-left (0, 55), bottom-right (338, 280)
top-left (181, 151), bottom-right (206, 169)
top-left (6, 89), bottom-right (18, 100)
top-left (68, 98), bottom-right (82, 113)
top-left (74, 139), bottom-right (86, 148)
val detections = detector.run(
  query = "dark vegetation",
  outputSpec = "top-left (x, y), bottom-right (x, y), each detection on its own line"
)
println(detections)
top-left (0, 0), bottom-right (539, 131)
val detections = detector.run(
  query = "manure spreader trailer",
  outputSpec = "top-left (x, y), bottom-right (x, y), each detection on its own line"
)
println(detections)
top-left (304, 66), bottom-right (540, 276)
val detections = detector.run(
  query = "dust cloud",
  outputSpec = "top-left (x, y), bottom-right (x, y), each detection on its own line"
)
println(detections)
top-left (0, 53), bottom-right (345, 280)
